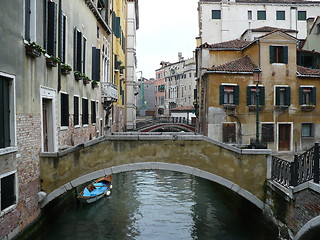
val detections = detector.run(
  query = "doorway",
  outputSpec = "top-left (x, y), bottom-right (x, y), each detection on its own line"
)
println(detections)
top-left (42, 98), bottom-right (55, 152)
top-left (278, 124), bottom-right (291, 151)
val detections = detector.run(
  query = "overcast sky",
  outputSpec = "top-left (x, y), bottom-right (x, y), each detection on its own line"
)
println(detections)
top-left (136, 0), bottom-right (199, 79)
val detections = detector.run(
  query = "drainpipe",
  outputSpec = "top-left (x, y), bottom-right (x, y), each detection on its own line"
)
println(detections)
top-left (58, 0), bottom-right (62, 92)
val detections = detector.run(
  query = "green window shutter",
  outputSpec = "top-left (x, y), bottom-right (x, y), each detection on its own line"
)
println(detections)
top-left (283, 46), bottom-right (288, 64)
top-left (0, 77), bottom-right (10, 148)
top-left (299, 87), bottom-right (303, 105)
top-left (285, 87), bottom-right (291, 106)
top-left (260, 86), bottom-right (265, 106)
top-left (47, 1), bottom-right (57, 56)
top-left (234, 86), bottom-right (240, 105)
top-left (311, 87), bottom-right (316, 105)
top-left (115, 17), bottom-right (121, 38)
top-left (270, 46), bottom-right (275, 63)
top-left (275, 87), bottom-right (280, 105)
top-left (246, 86), bottom-right (251, 105)
top-left (220, 85), bottom-right (224, 105)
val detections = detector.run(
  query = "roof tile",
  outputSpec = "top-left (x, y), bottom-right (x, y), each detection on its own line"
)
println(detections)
top-left (208, 56), bottom-right (257, 73)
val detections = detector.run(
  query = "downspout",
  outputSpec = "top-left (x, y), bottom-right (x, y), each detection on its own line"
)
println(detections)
top-left (58, 0), bottom-right (62, 92)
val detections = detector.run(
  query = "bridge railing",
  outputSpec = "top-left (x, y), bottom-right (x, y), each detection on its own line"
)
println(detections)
top-left (271, 143), bottom-right (319, 188)
top-left (152, 116), bottom-right (196, 126)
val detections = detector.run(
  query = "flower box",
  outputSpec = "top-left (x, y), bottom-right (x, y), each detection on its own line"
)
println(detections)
top-left (61, 64), bottom-right (72, 75)
top-left (46, 58), bottom-right (57, 67)
top-left (91, 81), bottom-right (99, 89)
top-left (83, 77), bottom-right (90, 85)
top-left (74, 71), bottom-right (84, 80)
top-left (301, 105), bottom-right (315, 112)
top-left (25, 45), bottom-right (42, 58)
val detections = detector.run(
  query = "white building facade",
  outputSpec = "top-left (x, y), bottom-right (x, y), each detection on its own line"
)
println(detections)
top-left (198, 0), bottom-right (320, 44)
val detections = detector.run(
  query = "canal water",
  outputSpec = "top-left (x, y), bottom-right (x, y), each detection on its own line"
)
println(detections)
top-left (38, 170), bottom-right (278, 240)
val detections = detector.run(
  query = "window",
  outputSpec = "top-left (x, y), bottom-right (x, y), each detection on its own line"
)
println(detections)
top-left (262, 124), bottom-right (274, 143)
top-left (275, 86), bottom-right (290, 106)
top-left (248, 10), bottom-right (252, 20)
top-left (0, 75), bottom-right (15, 150)
top-left (257, 10), bottom-right (266, 20)
top-left (91, 101), bottom-right (96, 124)
top-left (92, 47), bottom-right (101, 81)
top-left (25, 0), bottom-right (36, 42)
top-left (46, 1), bottom-right (57, 56)
top-left (298, 11), bottom-right (306, 21)
top-left (74, 96), bottom-right (79, 126)
top-left (276, 11), bottom-right (285, 20)
top-left (299, 86), bottom-right (316, 105)
top-left (222, 123), bottom-right (236, 143)
top-left (74, 29), bottom-right (86, 73)
top-left (82, 98), bottom-right (88, 125)
top-left (1, 172), bottom-right (16, 211)
top-left (220, 85), bottom-right (239, 105)
top-left (247, 86), bottom-right (265, 106)
top-left (61, 13), bottom-right (67, 63)
top-left (301, 123), bottom-right (313, 137)
top-left (212, 10), bottom-right (221, 19)
top-left (270, 46), bottom-right (288, 64)
top-left (60, 93), bottom-right (69, 127)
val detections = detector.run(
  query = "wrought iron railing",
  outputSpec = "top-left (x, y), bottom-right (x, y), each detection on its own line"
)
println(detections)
top-left (152, 116), bottom-right (195, 126)
top-left (271, 143), bottom-right (319, 188)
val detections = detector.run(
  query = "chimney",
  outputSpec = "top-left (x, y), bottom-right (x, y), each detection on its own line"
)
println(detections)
top-left (307, 17), bottom-right (315, 35)
top-left (178, 52), bottom-right (184, 62)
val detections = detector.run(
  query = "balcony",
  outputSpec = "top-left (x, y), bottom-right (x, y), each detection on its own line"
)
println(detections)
top-left (101, 82), bottom-right (118, 102)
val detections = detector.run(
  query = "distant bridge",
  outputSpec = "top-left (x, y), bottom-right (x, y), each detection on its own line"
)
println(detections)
top-left (136, 117), bottom-right (196, 132)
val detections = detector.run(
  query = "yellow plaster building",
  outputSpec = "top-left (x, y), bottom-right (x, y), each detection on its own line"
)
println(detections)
top-left (197, 31), bottom-right (320, 152)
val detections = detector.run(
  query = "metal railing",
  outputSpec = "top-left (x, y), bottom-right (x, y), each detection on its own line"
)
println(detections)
top-left (152, 116), bottom-right (195, 126)
top-left (271, 143), bottom-right (319, 188)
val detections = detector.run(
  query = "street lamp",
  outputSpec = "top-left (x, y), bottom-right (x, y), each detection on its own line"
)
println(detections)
top-left (253, 67), bottom-right (262, 148)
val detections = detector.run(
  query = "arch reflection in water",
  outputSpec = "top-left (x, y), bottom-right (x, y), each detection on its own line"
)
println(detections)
top-left (43, 170), bottom-right (278, 240)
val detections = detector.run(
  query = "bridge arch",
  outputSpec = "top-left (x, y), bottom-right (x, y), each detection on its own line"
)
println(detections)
top-left (294, 215), bottom-right (320, 240)
top-left (40, 162), bottom-right (264, 211)
top-left (139, 123), bottom-right (195, 132)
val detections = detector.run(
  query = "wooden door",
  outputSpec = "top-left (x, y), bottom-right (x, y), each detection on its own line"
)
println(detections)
top-left (278, 124), bottom-right (291, 151)
top-left (42, 100), bottom-right (48, 152)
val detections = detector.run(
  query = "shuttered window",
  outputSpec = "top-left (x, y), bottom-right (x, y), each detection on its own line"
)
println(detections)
top-left (82, 37), bottom-right (86, 74)
top-left (60, 93), bottom-right (69, 127)
top-left (0, 77), bottom-right (10, 148)
top-left (222, 123), bottom-right (236, 143)
top-left (25, 0), bottom-right (31, 41)
top-left (91, 101), bottom-right (96, 124)
top-left (92, 47), bottom-right (101, 81)
top-left (262, 124), bottom-right (274, 143)
top-left (275, 87), bottom-right (290, 106)
top-left (47, 1), bottom-right (57, 56)
top-left (82, 98), bottom-right (89, 125)
top-left (220, 85), bottom-right (239, 105)
top-left (1, 173), bottom-right (16, 211)
top-left (299, 87), bottom-right (316, 105)
top-left (257, 10), bottom-right (266, 20)
top-left (74, 96), bottom-right (79, 126)
top-left (246, 86), bottom-right (265, 106)
top-left (270, 46), bottom-right (288, 64)
top-left (25, 0), bottom-right (36, 42)
top-left (74, 28), bottom-right (82, 72)
top-left (61, 13), bottom-right (67, 63)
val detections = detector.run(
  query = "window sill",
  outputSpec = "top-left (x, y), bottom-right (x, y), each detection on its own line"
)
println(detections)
top-left (301, 105), bottom-right (315, 111)
top-left (248, 105), bottom-right (264, 112)
top-left (223, 104), bottom-right (236, 110)
top-left (0, 204), bottom-right (17, 217)
top-left (60, 126), bottom-right (69, 131)
top-left (0, 147), bottom-right (18, 156)
top-left (83, 124), bottom-right (88, 128)
top-left (274, 105), bottom-right (288, 111)
top-left (74, 125), bottom-right (81, 129)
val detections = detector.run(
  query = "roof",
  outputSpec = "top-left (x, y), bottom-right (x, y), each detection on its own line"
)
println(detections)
top-left (200, 39), bottom-right (254, 50)
top-left (258, 29), bottom-right (298, 41)
top-left (250, 26), bottom-right (298, 33)
top-left (208, 56), bottom-right (257, 73)
top-left (297, 66), bottom-right (320, 77)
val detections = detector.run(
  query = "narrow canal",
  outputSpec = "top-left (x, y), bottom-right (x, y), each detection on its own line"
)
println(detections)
top-left (36, 170), bottom-right (278, 240)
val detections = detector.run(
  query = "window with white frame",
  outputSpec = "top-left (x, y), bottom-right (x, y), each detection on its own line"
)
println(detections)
top-left (0, 171), bottom-right (17, 211)
top-left (301, 123), bottom-right (314, 138)
top-left (220, 85), bottom-right (239, 105)
top-left (299, 86), bottom-right (316, 105)
top-left (275, 86), bottom-right (290, 106)
top-left (0, 74), bottom-right (16, 150)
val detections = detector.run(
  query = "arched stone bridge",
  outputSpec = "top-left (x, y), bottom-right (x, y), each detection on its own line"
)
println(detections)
top-left (139, 123), bottom-right (196, 132)
top-left (40, 133), bottom-right (271, 210)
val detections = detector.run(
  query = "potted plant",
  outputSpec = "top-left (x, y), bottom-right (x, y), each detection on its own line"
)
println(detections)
top-left (91, 80), bottom-right (99, 89)
top-left (46, 56), bottom-right (60, 67)
top-left (74, 71), bottom-right (84, 80)
top-left (25, 41), bottom-right (45, 57)
top-left (61, 64), bottom-right (72, 75)
top-left (83, 76), bottom-right (91, 85)
top-left (301, 102), bottom-right (315, 111)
